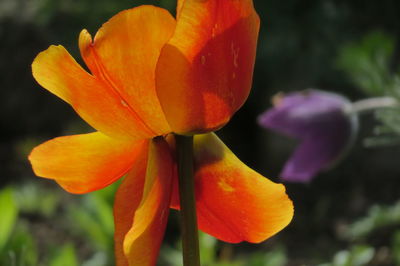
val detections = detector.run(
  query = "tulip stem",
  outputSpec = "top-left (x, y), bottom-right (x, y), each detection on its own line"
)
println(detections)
top-left (175, 134), bottom-right (200, 266)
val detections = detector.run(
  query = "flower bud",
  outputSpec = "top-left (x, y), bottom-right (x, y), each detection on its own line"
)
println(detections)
top-left (258, 89), bottom-right (358, 182)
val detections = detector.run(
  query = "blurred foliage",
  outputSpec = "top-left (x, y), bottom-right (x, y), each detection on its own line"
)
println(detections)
top-left (66, 183), bottom-right (117, 265)
top-left (3, 182), bottom-right (399, 265)
top-left (336, 32), bottom-right (395, 96)
top-left (49, 243), bottom-right (78, 266)
top-left (14, 183), bottom-right (59, 217)
top-left (5, 223), bottom-right (39, 266)
top-left (366, 107), bottom-right (400, 147)
top-left (319, 245), bottom-right (375, 266)
top-left (392, 231), bottom-right (400, 265)
top-left (0, 183), bottom-right (291, 266)
top-left (343, 201), bottom-right (400, 241)
top-left (0, 187), bottom-right (18, 254)
top-left (160, 232), bottom-right (287, 266)
top-left (317, 200), bottom-right (400, 266)
top-left (336, 31), bottom-right (400, 148)
top-left (0, 183), bottom-right (117, 265)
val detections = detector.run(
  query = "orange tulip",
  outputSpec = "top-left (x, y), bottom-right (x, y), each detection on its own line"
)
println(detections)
top-left (29, 2), bottom-right (293, 265)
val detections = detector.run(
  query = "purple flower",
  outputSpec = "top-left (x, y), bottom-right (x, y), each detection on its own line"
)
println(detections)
top-left (258, 89), bottom-right (358, 183)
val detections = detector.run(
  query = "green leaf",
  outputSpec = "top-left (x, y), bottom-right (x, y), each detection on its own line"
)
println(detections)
top-left (2, 222), bottom-right (38, 266)
top-left (392, 230), bottom-right (400, 265)
top-left (0, 187), bottom-right (18, 253)
top-left (262, 247), bottom-right (288, 266)
top-left (49, 243), bottom-right (78, 266)
top-left (344, 201), bottom-right (400, 240)
top-left (336, 31), bottom-right (395, 96)
top-left (245, 247), bottom-right (287, 266)
top-left (320, 245), bottom-right (374, 266)
top-left (350, 245), bottom-right (375, 266)
top-left (67, 191), bottom-right (114, 260)
top-left (14, 183), bottom-right (59, 217)
top-left (199, 231), bottom-right (217, 264)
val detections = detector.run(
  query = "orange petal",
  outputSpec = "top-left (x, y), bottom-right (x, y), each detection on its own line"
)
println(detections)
top-left (29, 132), bottom-right (148, 194)
top-left (114, 138), bottom-right (173, 266)
top-left (113, 146), bottom-right (148, 266)
top-left (171, 133), bottom-right (293, 243)
top-left (32, 45), bottom-right (154, 140)
top-left (156, 0), bottom-right (260, 134)
top-left (79, 6), bottom-right (176, 136)
top-left (176, 0), bottom-right (184, 18)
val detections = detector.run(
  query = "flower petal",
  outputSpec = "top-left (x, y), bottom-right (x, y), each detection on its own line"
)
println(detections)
top-left (113, 147), bottom-right (148, 266)
top-left (257, 90), bottom-right (353, 139)
top-left (32, 45), bottom-right (154, 140)
top-left (156, 0), bottom-right (260, 134)
top-left (176, 0), bottom-right (184, 18)
top-left (79, 6), bottom-right (176, 136)
top-left (170, 133), bottom-right (293, 243)
top-left (28, 132), bottom-right (148, 194)
top-left (114, 138), bottom-right (173, 266)
top-left (258, 90), bottom-right (357, 182)
top-left (280, 137), bottom-right (344, 182)
top-left (279, 117), bottom-right (355, 182)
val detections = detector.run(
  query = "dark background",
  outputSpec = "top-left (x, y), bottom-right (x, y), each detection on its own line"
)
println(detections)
top-left (1, 0), bottom-right (400, 265)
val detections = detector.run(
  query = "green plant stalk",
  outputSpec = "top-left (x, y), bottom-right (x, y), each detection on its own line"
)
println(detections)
top-left (175, 134), bottom-right (200, 266)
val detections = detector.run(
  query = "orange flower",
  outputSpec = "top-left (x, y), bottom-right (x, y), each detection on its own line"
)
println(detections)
top-left (29, 2), bottom-right (293, 265)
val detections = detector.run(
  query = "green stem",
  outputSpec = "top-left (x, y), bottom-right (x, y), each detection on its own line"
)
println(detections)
top-left (175, 134), bottom-right (200, 266)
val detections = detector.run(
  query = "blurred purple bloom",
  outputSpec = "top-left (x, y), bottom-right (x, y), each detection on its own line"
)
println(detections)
top-left (258, 89), bottom-right (358, 183)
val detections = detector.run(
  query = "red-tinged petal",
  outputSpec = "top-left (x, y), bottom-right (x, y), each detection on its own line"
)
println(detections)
top-left (171, 133), bottom-right (293, 243)
top-left (156, 0), bottom-right (260, 134)
top-left (32, 45), bottom-right (154, 140)
top-left (79, 6), bottom-right (176, 136)
top-left (28, 132), bottom-right (148, 194)
top-left (114, 147), bottom-right (148, 266)
top-left (114, 138), bottom-right (173, 266)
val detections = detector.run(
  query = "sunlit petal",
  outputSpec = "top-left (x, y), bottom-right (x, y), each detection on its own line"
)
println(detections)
top-left (32, 45), bottom-right (154, 140)
top-left (79, 6), bottom-right (176, 136)
top-left (114, 146), bottom-right (148, 266)
top-left (171, 133), bottom-right (293, 243)
top-left (29, 132), bottom-right (148, 194)
top-left (115, 138), bottom-right (173, 266)
top-left (156, 0), bottom-right (260, 134)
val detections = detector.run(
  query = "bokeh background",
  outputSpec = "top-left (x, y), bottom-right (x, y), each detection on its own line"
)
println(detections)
top-left (1, 0), bottom-right (400, 265)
